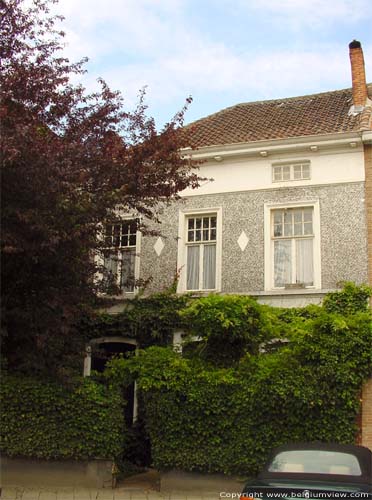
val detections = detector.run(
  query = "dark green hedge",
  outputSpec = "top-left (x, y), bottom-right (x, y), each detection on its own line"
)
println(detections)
top-left (0, 376), bottom-right (125, 460)
top-left (106, 307), bottom-right (372, 475)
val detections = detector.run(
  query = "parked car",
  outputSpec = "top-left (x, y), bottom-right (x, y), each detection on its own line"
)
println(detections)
top-left (241, 443), bottom-right (372, 499)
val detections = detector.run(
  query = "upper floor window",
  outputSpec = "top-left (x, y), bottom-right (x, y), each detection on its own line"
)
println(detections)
top-left (272, 162), bottom-right (311, 182)
top-left (103, 220), bottom-right (139, 293)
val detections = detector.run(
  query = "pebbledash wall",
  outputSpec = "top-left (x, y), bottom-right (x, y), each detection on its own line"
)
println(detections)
top-left (138, 144), bottom-right (368, 307)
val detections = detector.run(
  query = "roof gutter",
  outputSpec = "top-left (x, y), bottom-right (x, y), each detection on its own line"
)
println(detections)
top-left (181, 132), bottom-right (364, 161)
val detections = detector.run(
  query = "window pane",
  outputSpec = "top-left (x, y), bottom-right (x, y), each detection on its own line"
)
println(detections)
top-left (293, 211), bottom-right (302, 223)
top-left (304, 222), bottom-right (313, 235)
top-left (104, 252), bottom-right (118, 277)
top-left (302, 164), bottom-right (310, 179)
top-left (203, 229), bottom-right (209, 241)
top-left (283, 166), bottom-right (290, 180)
top-left (296, 239), bottom-right (313, 285)
top-left (273, 211), bottom-right (282, 224)
top-left (188, 230), bottom-right (194, 242)
top-left (121, 249), bottom-right (136, 292)
top-left (284, 223), bottom-right (292, 236)
top-left (303, 208), bottom-right (313, 222)
top-left (195, 229), bottom-right (201, 241)
top-left (203, 244), bottom-right (216, 289)
top-left (273, 166), bottom-right (282, 181)
top-left (293, 165), bottom-right (302, 179)
top-left (269, 451), bottom-right (361, 475)
top-left (195, 218), bottom-right (202, 229)
top-left (210, 228), bottom-right (217, 241)
top-left (188, 218), bottom-right (195, 229)
top-left (203, 218), bottom-right (209, 228)
top-left (187, 246), bottom-right (200, 290)
top-left (210, 217), bottom-right (217, 228)
top-left (274, 240), bottom-right (292, 287)
top-left (274, 224), bottom-right (283, 237)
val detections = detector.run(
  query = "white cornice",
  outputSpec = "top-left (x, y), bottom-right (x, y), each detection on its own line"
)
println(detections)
top-left (181, 132), bottom-right (364, 160)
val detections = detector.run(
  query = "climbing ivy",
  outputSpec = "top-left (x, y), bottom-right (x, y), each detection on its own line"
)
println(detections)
top-left (79, 291), bottom-right (189, 347)
top-left (105, 284), bottom-right (372, 475)
top-left (0, 376), bottom-right (125, 460)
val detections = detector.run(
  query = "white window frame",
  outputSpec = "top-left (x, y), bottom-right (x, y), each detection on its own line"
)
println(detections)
top-left (272, 161), bottom-right (311, 183)
top-left (177, 207), bottom-right (222, 293)
top-left (264, 201), bottom-right (321, 291)
top-left (99, 217), bottom-right (141, 296)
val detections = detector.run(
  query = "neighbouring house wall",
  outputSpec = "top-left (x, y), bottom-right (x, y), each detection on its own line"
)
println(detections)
top-left (361, 142), bottom-right (372, 451)
top-left (362, 378), bottom-right (372, 451)
top-left (139, 182), bottom-right (368, 297)
top-left (365, 144), bottom-right (372, 288)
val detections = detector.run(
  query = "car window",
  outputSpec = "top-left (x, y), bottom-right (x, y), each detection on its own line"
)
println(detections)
top-left (268, 450), bottom-right (362, 476)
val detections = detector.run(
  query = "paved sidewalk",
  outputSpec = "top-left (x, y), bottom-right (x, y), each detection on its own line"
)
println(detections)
top-left (1, 469), bottom-right (243, 499)
top-left (0, 486), bottom-right (224, 499)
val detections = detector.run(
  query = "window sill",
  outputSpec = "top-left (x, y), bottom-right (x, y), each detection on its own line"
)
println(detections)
top-left (259, 288), bottom-right (335, 296)
top-left (96, 291), bottom-right (137, 300)
top-left (179, 289), bottom-right (220, 296)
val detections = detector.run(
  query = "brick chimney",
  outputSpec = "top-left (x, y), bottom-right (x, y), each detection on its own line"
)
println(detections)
top-left (349, 40), bottom-right (368, 107)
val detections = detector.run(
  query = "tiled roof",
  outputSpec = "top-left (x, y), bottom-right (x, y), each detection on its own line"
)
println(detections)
top-left (186, 84), bottom-right (372, 149)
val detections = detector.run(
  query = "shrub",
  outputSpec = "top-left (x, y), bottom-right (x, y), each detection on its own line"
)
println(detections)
top-left (323, 282), bottom-right (372, 315)
top-left (179, 294), bottom-right (269, 365)
top-left (106, 305), bottom-right (372, 475)
top-left (0, 376), bottom-right (125, 460)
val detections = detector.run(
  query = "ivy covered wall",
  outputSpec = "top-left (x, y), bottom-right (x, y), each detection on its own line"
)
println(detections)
top-left (104, 283), bottom-right (372, 475)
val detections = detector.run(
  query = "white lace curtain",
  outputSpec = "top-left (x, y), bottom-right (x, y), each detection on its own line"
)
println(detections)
top-left (274, 238), bottom-right (313, 287)
top-left (187, 244), bottom-right (216, 290)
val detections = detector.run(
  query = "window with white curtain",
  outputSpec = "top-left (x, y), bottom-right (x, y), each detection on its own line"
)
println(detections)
top-left (272, 207), bottom-right (314, 287)
top-left (103, 220), bottom-right (138, 293)
top-left (186, 215), bottom-right (217, 291)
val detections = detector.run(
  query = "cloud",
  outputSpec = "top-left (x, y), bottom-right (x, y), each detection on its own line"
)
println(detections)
top-left (240, 0), bottom-right (372, 29)
top-left (52, 0), bottom-right (372, 126)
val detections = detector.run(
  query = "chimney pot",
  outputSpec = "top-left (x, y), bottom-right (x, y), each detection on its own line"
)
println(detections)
top-left (349, 40), bottom-right (361, 49)
top-left (349, 40), bottom-right (368, 107)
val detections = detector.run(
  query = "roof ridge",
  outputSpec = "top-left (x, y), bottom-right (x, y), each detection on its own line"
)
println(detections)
top-left (186, 84), bottom-right (372, 127)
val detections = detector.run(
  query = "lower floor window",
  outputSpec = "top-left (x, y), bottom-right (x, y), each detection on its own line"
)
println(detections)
top-left (104, 249), bottom-right (136, 293)
top-left (187, 243), bottom-right (216, 290)
top-left (177, 210), bottom-right (221, 293)
top-left (186, 214), bottom-right (217, 291)
top-left (274, 237), bottom-right (314, 287)
top-left (265, 204), bottom-right (319, 290)
top-left (102, 220), bottom-right (139, 293)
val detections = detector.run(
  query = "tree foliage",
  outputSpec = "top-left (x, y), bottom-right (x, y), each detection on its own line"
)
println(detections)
top-left (0, 0), bottom-right (201, 376)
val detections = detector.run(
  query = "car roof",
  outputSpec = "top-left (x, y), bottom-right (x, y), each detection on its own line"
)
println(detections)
top-left (258, 442), bottom-right (372, 485)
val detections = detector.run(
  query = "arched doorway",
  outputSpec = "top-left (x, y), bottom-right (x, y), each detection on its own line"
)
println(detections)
top-left (83, 336), bottom-right (138, 425)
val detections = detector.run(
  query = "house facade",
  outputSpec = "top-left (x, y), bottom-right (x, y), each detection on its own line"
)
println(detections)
top-left (95, 41), bottom-right (372, 446)
top-left (105, 41), bottom-right (371, 310)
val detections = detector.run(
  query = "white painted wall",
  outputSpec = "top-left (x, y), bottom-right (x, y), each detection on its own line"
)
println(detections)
top-left (181, 148), bottom-right (365, 197)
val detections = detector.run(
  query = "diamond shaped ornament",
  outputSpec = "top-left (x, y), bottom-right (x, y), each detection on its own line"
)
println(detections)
top-left (154, 237), bottom-right (165, 256)
top-left (237, 231), bottom-right (249, 251)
